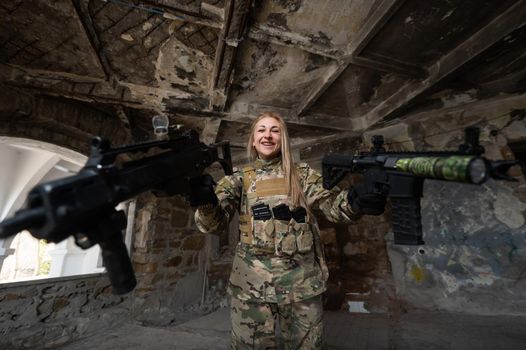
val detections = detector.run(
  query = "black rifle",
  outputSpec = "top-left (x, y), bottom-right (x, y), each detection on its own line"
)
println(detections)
top-left (322, 127), bottom-right (520, 246)
top-left (0, 130), bottom-right (232, 294)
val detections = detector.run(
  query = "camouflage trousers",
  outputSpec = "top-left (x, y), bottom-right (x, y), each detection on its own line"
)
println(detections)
top-left (230, 295), bottom-right (323, 350)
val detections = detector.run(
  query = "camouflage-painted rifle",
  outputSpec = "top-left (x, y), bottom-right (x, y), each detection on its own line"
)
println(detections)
top-left (0, 130), bottom-right (232, 294)
top-left (322, 127), bottom-right (520, 245)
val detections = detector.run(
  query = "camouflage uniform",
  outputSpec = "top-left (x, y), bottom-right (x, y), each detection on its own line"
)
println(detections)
top-left (195, 157), bottom-right (359, 349)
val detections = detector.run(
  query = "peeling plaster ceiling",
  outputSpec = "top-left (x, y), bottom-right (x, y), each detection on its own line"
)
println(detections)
top-left (1, 0), bottom-right (525, 162)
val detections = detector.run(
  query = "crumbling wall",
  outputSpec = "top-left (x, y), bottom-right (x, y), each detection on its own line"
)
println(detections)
top-left (0, 275), bottom-right (130, 349)
top-left (0, 195), bottom-right (207, 349)
top-left (0, 91), bottom-right (209, 348)
top-left (302, 96), bottom-right (526, 316)
top-left (365, 98), bottom-right (526, 315)
top-left (130, 194), bottom-right (208, 326)
top-left (318, 214), bottom-right (398, 314)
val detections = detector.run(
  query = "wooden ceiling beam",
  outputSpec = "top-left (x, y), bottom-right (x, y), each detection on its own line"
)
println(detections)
top-left (246, 24), bottom-right (342, 59)
top-left (352, 53), bottom-right (427, 79)
top-left (220, 102), bottom-right (356, 131)
top-left (354, 0), bottom-right (526, 130)
top-left (293, 91), bottom-right (526, 156)
top-left (108, 0), bottom-right (222, 28)
top-left (293, 0), bottom-right (407, 117)
top-left (209, 0), bottom-right (253, 111)
top-left (71, 0), bottom-right (116, 84)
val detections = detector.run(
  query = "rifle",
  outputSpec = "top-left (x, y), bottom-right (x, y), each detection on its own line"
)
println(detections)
top-left (0, 129), bottom-right (233, 294)
top-left (322, 127), bottom-right (521, 246)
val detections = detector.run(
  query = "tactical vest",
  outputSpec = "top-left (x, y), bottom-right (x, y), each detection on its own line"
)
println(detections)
top-left (237, 166), bottom-right (314, 256)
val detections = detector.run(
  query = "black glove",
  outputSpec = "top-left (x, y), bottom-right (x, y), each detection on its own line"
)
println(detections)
top-left (348, 181), bottom-right (387, 216)
top-left (189, 175), bottom-right (218, 207)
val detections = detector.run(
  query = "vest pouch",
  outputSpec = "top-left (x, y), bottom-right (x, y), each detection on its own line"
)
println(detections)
top-left (252, 219), bottom-right (275, 250)
top-left (294, 221), bottom-right (313, 253)
top-left (274, 220), bottom-right (297, 256)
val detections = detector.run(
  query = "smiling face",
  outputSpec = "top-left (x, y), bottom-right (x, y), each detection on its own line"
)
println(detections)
top-left (252, 116), bottom-right (282, 160)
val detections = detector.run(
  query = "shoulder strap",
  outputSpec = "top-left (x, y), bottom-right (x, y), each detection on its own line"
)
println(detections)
top-left (242, 166), bottom-right (256, 192)
top-left (239, 166), bottom-right (255, 244)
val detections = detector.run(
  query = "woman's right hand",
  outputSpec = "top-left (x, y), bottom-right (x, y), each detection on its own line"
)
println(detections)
top-left (189, 174), bottom-right (218, 207)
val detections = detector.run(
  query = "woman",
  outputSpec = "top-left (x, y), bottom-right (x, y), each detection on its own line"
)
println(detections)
top-left (191, 112), bottom-right (385, 349)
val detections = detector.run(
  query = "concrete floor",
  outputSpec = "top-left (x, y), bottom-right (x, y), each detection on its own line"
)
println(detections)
top-left (59, 308), bottom-right (526, 350)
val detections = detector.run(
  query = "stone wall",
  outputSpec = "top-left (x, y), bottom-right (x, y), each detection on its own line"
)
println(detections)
top-left (365, 98), bottom-right (526, 315)
top-left (0, 90), bottom-right (211, 348)
top-left (301, 96), bottom-right (526, 316)
top-left (130, 194), bottom-right (208, 326)
top-left (0, 194), bottom-right (208, 349)
top-left (318, 214), bottom-right (399, 314)
top-left (0, 275), bottom-right (129, 349)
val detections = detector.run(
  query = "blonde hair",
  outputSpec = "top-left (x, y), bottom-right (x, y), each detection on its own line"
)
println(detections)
top-left (247, 112), bottom-right (308, 209)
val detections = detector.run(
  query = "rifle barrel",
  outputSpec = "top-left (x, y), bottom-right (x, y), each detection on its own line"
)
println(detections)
top-left (394, 156), bottom-right (488, 184)
top-left (0, 207), bottom-right (46, 239)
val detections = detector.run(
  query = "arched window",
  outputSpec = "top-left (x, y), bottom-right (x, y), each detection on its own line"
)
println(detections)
top-left (0, 137), bottom-right (135, 283)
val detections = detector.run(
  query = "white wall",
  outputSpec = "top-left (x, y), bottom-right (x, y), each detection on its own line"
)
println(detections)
top-left (0, 138), bottom-right (106, 282)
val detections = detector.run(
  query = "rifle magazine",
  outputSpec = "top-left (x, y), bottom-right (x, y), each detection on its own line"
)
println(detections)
top-left (391, 198), bottom-right (424, 245)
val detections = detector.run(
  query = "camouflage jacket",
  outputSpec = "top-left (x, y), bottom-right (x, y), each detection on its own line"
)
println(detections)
top-left (195, 157), bottom-right (360, 304)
